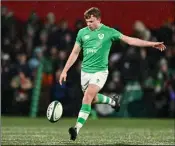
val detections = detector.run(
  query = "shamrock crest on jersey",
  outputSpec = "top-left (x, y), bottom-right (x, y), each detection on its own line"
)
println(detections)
top-left (98, 33), bottom-right (104, 40)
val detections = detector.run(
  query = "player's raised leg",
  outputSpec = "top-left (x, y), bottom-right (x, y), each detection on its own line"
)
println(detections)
top-left (89, 70), bottom-right (121, 111)
top-left (92, 94), bottom-right (121, 112)
top-left (69, 84), bottom-right (100, 141)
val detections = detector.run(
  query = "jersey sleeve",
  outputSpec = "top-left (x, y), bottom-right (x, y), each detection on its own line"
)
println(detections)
top-left (111, 28), bottom-right (123, 41)
top-left (75, 30), bottom-right (83, 48)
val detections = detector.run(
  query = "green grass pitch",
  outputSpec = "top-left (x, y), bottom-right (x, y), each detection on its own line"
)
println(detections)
top-left (1, 117), bottom-right (174, 145)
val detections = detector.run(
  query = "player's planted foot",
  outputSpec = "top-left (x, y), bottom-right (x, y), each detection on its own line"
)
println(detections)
top-left (69, 127), bottom-right (77, 141)
top-left (111, 94), bottom-right (121, 112)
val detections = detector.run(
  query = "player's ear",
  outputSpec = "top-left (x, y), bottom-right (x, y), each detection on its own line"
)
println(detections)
top-left (97, 17), bottom-right (101, 22)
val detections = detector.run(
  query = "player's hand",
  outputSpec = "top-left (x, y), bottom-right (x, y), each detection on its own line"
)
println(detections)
top-left (152, 42), bottom-right (166, 52)
top-left (59, 71), bottom-right (67, 85)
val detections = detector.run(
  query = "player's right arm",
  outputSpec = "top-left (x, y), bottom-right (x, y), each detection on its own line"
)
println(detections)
top-left (59, 43), bottom-right (81, 85)
top-left (111, 28), bottom-right (166, 51)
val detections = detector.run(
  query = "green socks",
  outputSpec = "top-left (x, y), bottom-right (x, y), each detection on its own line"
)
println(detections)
top-left (95, 93), bottom-right (116, 106)
top-left (75, 94), bottom-right (116, 134)
top-left (75, 104), bottom-right (91, 133)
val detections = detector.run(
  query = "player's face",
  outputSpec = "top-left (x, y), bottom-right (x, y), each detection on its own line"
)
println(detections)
top-left (85, 15), bottom-right (101, 30)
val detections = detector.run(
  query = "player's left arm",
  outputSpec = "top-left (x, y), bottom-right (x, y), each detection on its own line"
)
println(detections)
top-left (120, 34), bottom-right (166, 52)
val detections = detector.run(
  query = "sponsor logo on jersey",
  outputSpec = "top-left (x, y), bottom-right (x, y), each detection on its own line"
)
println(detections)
top-left (87, 49), bottom-right (97, 54)
top-left (98, 33), bottom-right (104, 39)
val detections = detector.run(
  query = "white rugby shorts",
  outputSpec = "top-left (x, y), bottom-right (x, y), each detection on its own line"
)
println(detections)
top-left (81, 70), bottom-right (109, 92)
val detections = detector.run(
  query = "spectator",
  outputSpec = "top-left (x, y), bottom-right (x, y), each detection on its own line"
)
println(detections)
top-left (39, 29), bottom-right (49, 51)
top-left (44, 12), bottom-right (57, 33)
top-left (23, 26), bottom-right (36, 57)
top-left (28, 47), bottom-right (43, 71)
top-left (12, 52), bottom-right (31, 77)
top-left (58, 19), bottom-right (73, 50)
top-left (10, 70), bottom-right (32, 115)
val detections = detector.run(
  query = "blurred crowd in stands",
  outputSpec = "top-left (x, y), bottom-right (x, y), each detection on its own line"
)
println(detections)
top-left (1, 5), bottom-right (175, 118)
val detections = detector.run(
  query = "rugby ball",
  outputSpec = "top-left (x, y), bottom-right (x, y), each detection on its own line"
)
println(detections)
top-left (46, 101), bottom-right (63, 123)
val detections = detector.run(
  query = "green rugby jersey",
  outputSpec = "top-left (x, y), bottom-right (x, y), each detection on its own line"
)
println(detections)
top-left (76, 24), bottom-right (122, 73)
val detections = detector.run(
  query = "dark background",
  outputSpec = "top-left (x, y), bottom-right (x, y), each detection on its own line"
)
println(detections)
top-left (1, 1), bottom-right (175, 118)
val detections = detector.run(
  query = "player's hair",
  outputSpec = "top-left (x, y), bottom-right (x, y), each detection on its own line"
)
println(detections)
top-left (84, 7), bottom-right (101, 19)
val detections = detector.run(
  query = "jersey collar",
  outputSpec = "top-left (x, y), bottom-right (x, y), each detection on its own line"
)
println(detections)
top-left (96, 23), bottom-right (103, 31)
